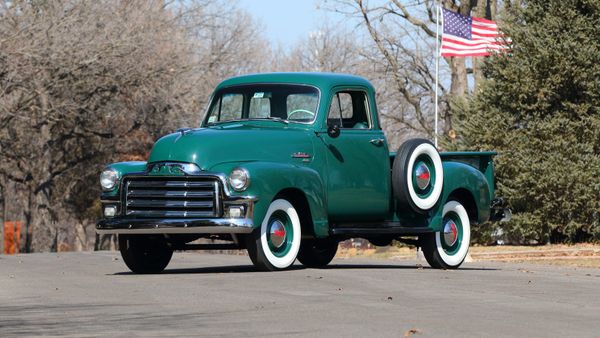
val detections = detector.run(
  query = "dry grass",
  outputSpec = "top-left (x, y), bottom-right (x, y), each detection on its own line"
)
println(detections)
top-left (336, 243), bottom-right (600, 268)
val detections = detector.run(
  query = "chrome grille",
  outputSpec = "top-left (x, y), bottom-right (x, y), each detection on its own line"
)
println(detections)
top-left (123, 177), bottom-right (220, 218)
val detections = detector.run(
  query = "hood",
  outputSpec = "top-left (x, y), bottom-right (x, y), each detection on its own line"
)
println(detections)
top-left (147, 123), bottom-right (314, 170)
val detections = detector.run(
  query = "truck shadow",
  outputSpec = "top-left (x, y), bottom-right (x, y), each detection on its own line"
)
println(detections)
top-left (112, 263), bottom-right (498, 275)
top-left (325, 264), bottom-right (499, 271)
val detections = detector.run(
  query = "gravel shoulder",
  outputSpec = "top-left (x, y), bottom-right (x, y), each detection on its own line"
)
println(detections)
top-left (1, 251), bottom-right (599, 337)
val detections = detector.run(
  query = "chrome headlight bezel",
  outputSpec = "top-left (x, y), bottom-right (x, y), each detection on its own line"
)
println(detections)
top-left (100, 169), bottom-right (120, 191)
top-left (228, 167), bottom-right (250, 192)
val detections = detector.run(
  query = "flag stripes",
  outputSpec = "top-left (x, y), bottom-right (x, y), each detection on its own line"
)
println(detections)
top-left (440, 8), bottom-right (507, 57)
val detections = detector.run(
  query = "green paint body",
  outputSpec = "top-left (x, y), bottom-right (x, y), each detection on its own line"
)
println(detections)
top-left (101, 73), bottom-right (496, 237)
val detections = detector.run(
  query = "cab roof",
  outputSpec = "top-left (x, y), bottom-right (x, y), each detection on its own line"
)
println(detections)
top-left (215, 72), bottom-right (375, 92)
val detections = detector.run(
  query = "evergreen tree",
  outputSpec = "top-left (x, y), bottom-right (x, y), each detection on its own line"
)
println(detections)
top-left (449, 0), bottom-right (600, 243)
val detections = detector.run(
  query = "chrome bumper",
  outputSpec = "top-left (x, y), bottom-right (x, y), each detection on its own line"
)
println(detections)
top-left (96, 217), bottom-right (254, 235)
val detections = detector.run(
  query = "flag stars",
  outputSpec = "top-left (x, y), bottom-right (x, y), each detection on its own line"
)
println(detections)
top-left (443, 9), bottom-right (472, 40)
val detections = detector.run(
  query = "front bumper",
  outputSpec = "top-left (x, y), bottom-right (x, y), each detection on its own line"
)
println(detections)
top-left (96, 217), bottom-right (254, 235)
top-left (97, 171), bottom-right (257, 235)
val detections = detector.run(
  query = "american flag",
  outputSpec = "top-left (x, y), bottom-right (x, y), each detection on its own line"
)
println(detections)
top-left (441, 8), bottom-right (505, 57)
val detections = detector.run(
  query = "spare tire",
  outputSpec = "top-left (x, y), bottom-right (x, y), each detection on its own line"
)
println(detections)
top-left (392, 139), bottom-right (443, 213)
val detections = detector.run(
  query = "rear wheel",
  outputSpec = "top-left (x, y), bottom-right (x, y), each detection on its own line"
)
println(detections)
top-left (118, 235), bottom-right (173, 274)
top-left (421, 200), bottom-right (471, 269)
top-left (297, 239), bottom-right (338, 268)
top-left (246, 199), bottom-right (301, 271)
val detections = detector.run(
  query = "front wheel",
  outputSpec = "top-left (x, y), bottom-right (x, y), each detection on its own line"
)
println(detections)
top-left (118, 235), bottom-right (173, 274)
top-left (297, 239), bottom-right (338, 268)
top-left (246, 199), bottom-right (302, 271)
top-left (421, 200), bottom-right (471, 269)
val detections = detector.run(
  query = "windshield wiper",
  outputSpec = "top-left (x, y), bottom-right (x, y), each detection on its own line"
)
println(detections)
top-left (247, 117), bottom-right (289, 124)
top-left (206, 117), bottom-right (290, 127)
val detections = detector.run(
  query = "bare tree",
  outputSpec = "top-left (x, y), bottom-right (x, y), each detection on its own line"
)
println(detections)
top-left (0, 0), bottom-right (268, 252)
top-left (321, 0), bottom-right (490, 144)
top-left (280, 24), bottom-right (364, 73)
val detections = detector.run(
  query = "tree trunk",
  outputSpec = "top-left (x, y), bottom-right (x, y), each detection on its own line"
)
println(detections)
top-left (472, 0), bottom-right (498, 92)
top-left (445, 56), bottom-right (468, 133)
top-left (24, 187), bottom-right (33, 253)
top-left (473, 0), bottom-right (497, 93)
top-left (472, 1), bottom-right (487, 93)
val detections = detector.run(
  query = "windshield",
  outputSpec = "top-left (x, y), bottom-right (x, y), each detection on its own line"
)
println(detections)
top-left (204, 84), bottom-right (319, 125)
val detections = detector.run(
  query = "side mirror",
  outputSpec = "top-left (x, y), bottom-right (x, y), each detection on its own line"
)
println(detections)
top-left (327, 124), bottom-right (341, 138)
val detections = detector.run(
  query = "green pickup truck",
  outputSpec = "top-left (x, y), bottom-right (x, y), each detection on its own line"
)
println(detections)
top-left (97, 73), bottom-right (508, 273)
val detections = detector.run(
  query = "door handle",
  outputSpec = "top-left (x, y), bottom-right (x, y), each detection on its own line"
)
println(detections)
top-left (369, 138), bottom-right (384, 146)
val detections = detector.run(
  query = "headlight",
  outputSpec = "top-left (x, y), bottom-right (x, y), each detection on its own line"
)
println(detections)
top-left (100, 169), bottom-right (119, 191)
top-left (228, 167), bottom-right (250, 191)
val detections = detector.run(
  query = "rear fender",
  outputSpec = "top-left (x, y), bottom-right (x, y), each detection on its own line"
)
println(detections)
top-left (428, 162), bottom-right (492, 232)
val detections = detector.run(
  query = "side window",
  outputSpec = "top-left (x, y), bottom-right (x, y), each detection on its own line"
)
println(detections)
top-left (327, 91), bottom-right (371, 129)
top-left (208, 93), bottom-right (243, 123)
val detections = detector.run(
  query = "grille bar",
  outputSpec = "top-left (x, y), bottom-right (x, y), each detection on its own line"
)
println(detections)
top-left (128, 181), bottom-right (214, 188)
top-left (127, 190), bottom-right (214, 199)
top-left (126, 200), bottom-right (214, 209)
top-left (123, 177), bottom-right (220, 218)
top-left (126, 210), bottom-right (215, 218)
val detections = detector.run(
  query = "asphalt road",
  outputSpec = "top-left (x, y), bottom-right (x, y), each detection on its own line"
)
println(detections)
top-left (1, 252), bottom-right (599, 337)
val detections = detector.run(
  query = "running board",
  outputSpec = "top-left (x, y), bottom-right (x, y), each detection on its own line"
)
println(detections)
top-left (330, 226), bottom-right (433, 236)
top-left (172, 243), bottom-right (243, 251)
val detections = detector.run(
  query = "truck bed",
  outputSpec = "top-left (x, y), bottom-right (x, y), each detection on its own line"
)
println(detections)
top-left (389, 150), bottom-right (497, 197)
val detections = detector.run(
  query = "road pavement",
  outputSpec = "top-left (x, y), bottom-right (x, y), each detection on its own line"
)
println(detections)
top-left (1, 251), bottom-right (599, 337)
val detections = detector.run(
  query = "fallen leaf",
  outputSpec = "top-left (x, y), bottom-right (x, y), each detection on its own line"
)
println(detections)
top-left (404, 328), bottom-right (422, 337)
top-left (387, 296), bottom-right (393, 301)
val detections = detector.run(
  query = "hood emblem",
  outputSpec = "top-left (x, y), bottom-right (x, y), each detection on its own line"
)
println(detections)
top-left (176, 128), bottom-right (193, 136)
top-left (175, 128), bottom-right (193, 142)
top-left (148, 162), bottom-right (201, 175)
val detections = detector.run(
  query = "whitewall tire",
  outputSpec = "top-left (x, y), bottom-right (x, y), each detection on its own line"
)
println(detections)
top-left (392, 139), bottom-right (444, 213)
top-left (246, 199), bottom-right (301, 271)
top-left (421, 200), bottom-right (471, 269)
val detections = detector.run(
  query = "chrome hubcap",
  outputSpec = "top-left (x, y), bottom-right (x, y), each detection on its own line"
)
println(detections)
top-left (415, 163), bottom-right (431, 190)
top-left (269, 220), bottom-right (286, 248)
top-left (443, 220), bottom-right (458, 246)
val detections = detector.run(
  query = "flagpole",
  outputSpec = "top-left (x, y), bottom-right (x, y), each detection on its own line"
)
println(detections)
top-left (434, 3), bottom-right (440, 148)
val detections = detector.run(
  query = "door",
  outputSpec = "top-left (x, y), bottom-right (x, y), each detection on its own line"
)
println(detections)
top-left (321, 90), bottom-right (390, 221)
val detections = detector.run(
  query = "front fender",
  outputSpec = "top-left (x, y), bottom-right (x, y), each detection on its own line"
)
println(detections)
top-left (210, 162), bottom-right (328, 237)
